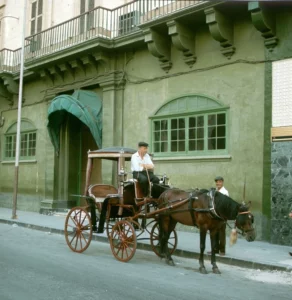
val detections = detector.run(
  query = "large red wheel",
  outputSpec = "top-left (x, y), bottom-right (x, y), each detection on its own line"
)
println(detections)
top-left (64, 207), bottom-right (92, 253)
top-left (109, 220), bottom-right (137, 262)
top-left (150, 221), bottom-right (178, 257)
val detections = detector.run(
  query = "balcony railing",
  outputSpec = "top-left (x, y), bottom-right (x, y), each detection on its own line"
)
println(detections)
top-left (0, 0), bottom-right (206, 74)
top-left (0, 48), bottom-right (22, 73)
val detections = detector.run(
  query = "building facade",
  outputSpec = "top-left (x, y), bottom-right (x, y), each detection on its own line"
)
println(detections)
top-left (0, 0), bottom-right (291, 244)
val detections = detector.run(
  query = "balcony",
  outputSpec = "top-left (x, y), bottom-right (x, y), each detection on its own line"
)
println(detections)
top-left (0, 0), bottom-right (207, 75)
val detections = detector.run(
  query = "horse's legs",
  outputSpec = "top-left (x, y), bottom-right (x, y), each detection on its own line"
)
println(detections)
top-left (158, 216), bottom-right (175, 266)
top-left (158, 216), bottom-right (167, 258)
top-left (210, 229), bottom-right (221, 274)
top-left (199, 229), bottom-right (207, 274)
top-left (164, 218), bottom-right (177, 266)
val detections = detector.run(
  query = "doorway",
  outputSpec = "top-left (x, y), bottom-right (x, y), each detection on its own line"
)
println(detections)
top-left (57, 114), bottom-right (101, 207)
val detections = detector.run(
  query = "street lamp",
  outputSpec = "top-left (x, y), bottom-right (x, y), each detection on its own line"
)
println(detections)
top-left (12, 0), bottom-right (27, 219)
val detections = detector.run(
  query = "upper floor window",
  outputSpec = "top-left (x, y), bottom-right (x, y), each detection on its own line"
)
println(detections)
top-left (30, 0), bottom-right (43, 35)
top-left (150, 95), bottom-right (228, 157)
top-left (4, 120), bottom-right (37, 160)
top-left (80, 0), bottom-right (95, 32)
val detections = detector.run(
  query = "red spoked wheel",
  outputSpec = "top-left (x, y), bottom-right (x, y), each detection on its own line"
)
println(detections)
top-left (64, 207), bottom-right (92, 253)
top-left (109, 220), bottom-right (137, 262)
top-left (150, 221), bottom-right (178, 257)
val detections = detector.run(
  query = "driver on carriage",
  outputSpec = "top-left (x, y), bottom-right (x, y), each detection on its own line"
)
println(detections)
top-left (131, 142), bottom-right (160, 197)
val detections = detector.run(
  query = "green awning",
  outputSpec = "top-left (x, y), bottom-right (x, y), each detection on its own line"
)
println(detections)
top-left (47, 90), bottom-right (102, 153)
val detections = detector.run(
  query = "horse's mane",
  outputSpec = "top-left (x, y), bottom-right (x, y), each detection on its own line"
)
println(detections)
top-left (214, 192), bottom-right (240, 220)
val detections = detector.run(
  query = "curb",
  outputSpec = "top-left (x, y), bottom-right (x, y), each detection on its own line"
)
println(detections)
top-left (1, 219), bottom-right (291, 273)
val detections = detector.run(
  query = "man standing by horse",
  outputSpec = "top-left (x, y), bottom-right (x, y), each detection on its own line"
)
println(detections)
top-left (131, 142), bottom-right (160, 197)
top-left (208, 176), bottom-right (229, 256)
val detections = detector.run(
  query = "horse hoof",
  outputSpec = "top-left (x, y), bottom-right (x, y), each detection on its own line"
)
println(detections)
top-left (213, 267), bottom-right (221, 274)
top-left (166, 259), bottom-right (175, 266)
top-left (199, 267), bottom-right (207, 274)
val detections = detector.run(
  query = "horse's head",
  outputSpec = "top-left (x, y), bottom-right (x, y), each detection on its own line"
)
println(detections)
top-left (235, 201), bottom-right (256, 242)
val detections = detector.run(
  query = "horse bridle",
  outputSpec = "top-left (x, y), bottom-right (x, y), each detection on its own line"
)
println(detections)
top-left (234, 210), bottom-right (255, 235)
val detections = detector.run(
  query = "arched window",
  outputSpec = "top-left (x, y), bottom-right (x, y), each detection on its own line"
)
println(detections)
top-left (4, 120), bottom-right (37, 160)
top-left (150, 95), bottom-right (229, 157)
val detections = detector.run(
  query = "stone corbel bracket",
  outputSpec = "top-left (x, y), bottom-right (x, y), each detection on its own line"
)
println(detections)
top-left (167, 20), bottom-right (196, 68)
top-left (92, 51), bottom-right (110, 73)
top-left (144, 28), bottom-right (172, 73)
top-left (59, 62), bottom-right (75, 78)
top-left (81, 55), bottom-right (98, 72)
top-left (248, 1), bottom-right (278, 52)
top-left (205, 7), bottom-right (235, 59)
top-left (39, 69), bottom-right (54, 84)
top-left (0, 75), bottom-right (19, 105)
top-left (69, 59), bottom-right (86, 75)
top-left (48, 66), bottom-right (64, 81)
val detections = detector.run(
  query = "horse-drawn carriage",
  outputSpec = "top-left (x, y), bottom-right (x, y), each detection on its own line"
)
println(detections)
top-left (65, 146), bottom-right (256, 273)
top-left (64, 146), bottom-right (177, 262)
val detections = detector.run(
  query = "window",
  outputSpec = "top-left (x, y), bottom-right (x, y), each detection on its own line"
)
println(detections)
top-left (4, 120), bottom-right (37, 160)
top-left (151, 95), bottom-right (228, 156)
top-left (118, 11), bottom-right (140, 35)
top-left (80, 0), bottom-right (95, 33)
top-left (30, 0), bottom-right (43, 52)
top-left (30, 0), bottom-right (43, 35)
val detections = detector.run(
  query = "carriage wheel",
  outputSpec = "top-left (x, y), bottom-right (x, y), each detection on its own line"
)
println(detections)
top-left (150, 221), bottom-right (178, 257)
top-left (109, 220), bottom-right (137, 262)
top-left (64, 207), bottom-right (92, 253)
top-left (106, 219), bottom-right (117, 239)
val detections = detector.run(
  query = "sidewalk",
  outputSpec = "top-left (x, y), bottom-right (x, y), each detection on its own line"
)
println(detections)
top-left (1, 207), bottom-right (292, 272)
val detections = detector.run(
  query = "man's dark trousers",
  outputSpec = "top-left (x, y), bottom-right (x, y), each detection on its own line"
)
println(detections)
top-left (133, 170), bottom-right (159, 196)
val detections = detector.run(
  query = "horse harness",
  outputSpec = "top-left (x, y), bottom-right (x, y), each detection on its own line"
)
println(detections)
top-left (160, 189), bottom-right (254, 235)
top-left (159, 188), bottom-right (225, 227)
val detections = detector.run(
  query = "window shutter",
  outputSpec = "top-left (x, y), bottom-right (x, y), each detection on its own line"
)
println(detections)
top-left (80, 0), bottom-right (86, 13)
top-left (37, 16), bottom-right (42, 33)
top-left (38, 0), bottom-right (43, 16)
top-left (88, 0), bottom-right (95, 11)
top-left (31, 2), bottom-right (36, 18)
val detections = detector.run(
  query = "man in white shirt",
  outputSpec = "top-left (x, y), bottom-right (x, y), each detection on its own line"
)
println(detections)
top-left (208, 176), bottom-right (229, 256)
top-left (131, 142), bottom-right (159, 197)
top-left (215, 176), bottom-right (229, 196)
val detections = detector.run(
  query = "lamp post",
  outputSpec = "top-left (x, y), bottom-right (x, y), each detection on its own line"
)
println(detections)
top-left (12, 0), bottom-right (27, 219)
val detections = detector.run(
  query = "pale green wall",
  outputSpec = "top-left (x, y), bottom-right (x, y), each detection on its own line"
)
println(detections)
top-left (0, 5), bottom-right (282, 242)
top-left (122, 19), bottom-right (266, 238)
top-left (0, 81), bottom-right (49, 212)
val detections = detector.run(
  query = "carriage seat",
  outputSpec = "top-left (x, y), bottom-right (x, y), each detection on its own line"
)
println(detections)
top-left (126, 178), bottom-right (148, 200)
top-left (88, 184), bottom-right (120, 204)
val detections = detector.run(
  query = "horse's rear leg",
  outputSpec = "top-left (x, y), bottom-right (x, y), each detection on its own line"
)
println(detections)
top-left (158, 216), bottom-right (175, 266)
top-left (210, 230), bottom-right (221, 274)
top-left (199, 229), bottom-right (207, 274)
top-left (164, 219), bottom-right (176, 266)
top-left (158, 216), bottom-right (168, 259)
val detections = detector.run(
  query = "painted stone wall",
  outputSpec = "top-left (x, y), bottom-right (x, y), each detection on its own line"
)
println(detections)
top-left (122, 18), bottom-right (267, 240)
top-left (271, 142), bottom-right (292, 246)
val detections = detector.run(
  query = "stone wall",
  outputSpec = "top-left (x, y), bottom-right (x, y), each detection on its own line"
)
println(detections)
top-left (271, 141), bottom-right (292, 246)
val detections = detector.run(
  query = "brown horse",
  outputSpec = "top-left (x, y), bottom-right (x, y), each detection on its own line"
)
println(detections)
top-left (157, 188), bottom-right (256, 274)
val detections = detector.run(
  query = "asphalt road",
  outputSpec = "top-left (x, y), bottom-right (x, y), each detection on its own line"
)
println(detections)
top-left (0, 223), bottom-right (291, 300)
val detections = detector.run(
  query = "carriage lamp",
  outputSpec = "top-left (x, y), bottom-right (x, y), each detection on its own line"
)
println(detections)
top-left (119, 167), bottom-right (127, 182)
top-left (163, 174), bottom-right (169, 185)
